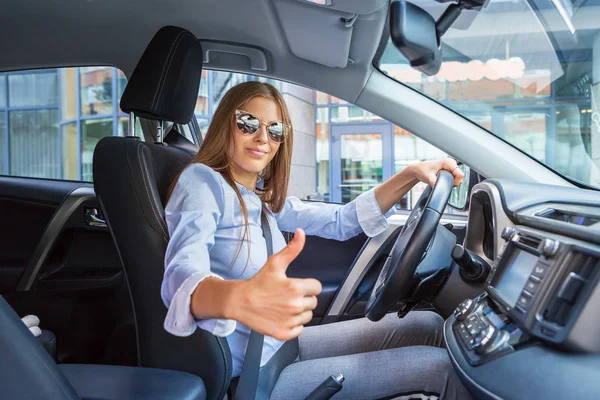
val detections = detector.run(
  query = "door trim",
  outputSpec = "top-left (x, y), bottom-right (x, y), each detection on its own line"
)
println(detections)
top-left (17, 187), bottom-right (99, 291)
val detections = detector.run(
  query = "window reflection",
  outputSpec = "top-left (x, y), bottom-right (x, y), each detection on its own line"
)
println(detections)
top-left (0, 67), bottom-right (129, 181)
top-left (0, 76), bottom-right (6, 108)
top-left (316, 107), bottom-right (329, 197)
top-left (0, 111), bottom-right (4, 174)
top-left (341, 134), bottom-right (383, 203)
top-left (117, 70), bottom-right (127, 112)
top-left (378, 0), bottom-right (600, 188)
top-left (80, 67), bottom-right (113, 116)
top-left (195, 70), bottom-right (209, 115)
top-left (81, 118), bottom-right (112, 181)
top-left (10, 110), bottom-right (60, 179)
top-left (61, 68), bottom-right (78, 120)
top-left (9, 73), bottom-right (58, 107)
top-left (62, 122), bottom-right (77, 180)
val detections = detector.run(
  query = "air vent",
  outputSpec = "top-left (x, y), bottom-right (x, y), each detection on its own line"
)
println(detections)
top-left (535, 208), bottom-right (600, 227)
top-left (543, 252), bottom-right (599, 326)
top-left (516, 234), bottom-right (542, 250)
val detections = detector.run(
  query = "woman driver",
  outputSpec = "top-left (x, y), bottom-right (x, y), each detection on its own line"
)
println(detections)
top-left (161, 81), bottom-right (472, 399)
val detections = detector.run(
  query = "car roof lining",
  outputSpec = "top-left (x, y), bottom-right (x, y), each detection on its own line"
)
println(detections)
top-left (0, 0), bottom-right (387, 104)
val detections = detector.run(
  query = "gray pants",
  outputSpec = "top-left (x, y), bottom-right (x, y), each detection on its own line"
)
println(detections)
top-left (269, 311), bottom-right (472, 400)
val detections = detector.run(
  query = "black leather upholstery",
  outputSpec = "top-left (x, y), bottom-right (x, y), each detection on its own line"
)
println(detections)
top-left (0, 295), bottom-right (206, 400)
top-left (0, 296), bottom-right (79, 400)
top-left (120, 25), bottom-right (203, 124)
top-left (165, 126), bottom-right (200, 153)
top-left (93, 137), bottom-right (232, 400)
top-left (39, 329), bottom-right (57, 361)
top-left (60, 364), bottom-right (206, 400)
top-left (93, 26), bottom-right (232, 400)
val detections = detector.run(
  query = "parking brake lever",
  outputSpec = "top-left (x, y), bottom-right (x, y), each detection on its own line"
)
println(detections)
top-left (304, 374), bottom-right (344, 400)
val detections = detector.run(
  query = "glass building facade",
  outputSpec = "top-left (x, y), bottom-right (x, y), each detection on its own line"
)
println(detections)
top-left (0, 67), bottom-right (137, 182)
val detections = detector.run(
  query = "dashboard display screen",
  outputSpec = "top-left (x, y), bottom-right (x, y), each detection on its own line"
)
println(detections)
top-left (494, 249), bottom-right (539, 307)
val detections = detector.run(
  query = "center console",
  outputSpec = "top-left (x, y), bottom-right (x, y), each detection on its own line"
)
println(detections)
top-left (452, 225), bottom-right (600, 366)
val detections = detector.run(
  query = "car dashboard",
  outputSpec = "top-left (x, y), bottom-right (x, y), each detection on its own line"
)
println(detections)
top-left (446, 179), bottom-right (600, 399)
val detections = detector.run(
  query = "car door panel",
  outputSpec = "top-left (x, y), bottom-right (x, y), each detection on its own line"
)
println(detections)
top-left (0, 177), bottom-right (79, 292)
top-left (287, 233), bottom-right (369, 321)
top-left (0, 177), bottom-right (135, 366)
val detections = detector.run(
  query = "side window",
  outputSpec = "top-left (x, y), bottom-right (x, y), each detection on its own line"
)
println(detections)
top-left (315, 92), bottom-right (461, 212)
top-left (192, 71), bottom-right (466, 213)
top-left (0, 67), bottom-right (141, 182)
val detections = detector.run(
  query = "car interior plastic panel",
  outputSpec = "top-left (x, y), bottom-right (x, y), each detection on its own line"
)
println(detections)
top-left (445, 179), bottom-right (600, 399)
top-left (273, 0), bottom-right (388, 68)
top-left (486, 179), bottom-right (600, 221)
top-left (445, 316), bottom-right (600, 400)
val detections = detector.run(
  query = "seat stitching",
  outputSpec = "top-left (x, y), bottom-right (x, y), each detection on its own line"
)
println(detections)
top-left (151, 30), bottom-right (187, 111)
top-left (216, 337), bottom-right (230, 399)
top-left (137, 143), bottom-right (169, 239)
top-left (139, 146), bottom-right (169, 239)
top-left (154, 32), bottom-right (192, 113)
top-left (151, 30), bottom-right (185, 111)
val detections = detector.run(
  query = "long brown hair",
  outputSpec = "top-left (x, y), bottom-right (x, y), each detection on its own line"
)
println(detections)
top-left (168, 81), bottom-right (294, 268)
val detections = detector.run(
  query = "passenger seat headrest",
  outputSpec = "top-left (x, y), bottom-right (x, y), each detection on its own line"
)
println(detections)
top-left (120, 26), bottom-right (203, 124)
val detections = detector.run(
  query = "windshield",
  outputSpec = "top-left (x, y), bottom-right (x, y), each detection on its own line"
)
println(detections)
top-left (378, 0), bottom-right (600, 189)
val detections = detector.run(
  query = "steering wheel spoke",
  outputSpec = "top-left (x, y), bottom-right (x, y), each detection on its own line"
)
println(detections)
top-left (365, 170), bottom-right (455, 322)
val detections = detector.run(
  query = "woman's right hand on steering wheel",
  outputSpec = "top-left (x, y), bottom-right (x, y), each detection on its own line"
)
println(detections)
top-left (231, 228), bottom-right (322, 341)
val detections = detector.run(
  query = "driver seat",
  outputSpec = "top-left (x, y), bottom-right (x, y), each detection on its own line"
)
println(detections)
top-left (92, 26), bottom-right (232, 400)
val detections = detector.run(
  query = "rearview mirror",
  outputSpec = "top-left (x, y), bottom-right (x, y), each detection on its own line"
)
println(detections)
top-left (389, 0), bottom-right (442, 76)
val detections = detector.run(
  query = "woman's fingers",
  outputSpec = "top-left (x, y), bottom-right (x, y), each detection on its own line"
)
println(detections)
top-left (288, 277), bottom-right (322, 296)
top-left (439, 158), bottom-right (464, 187)
top-left (302, 295), bottom-right (318, 311)
top-left (288, 310), bottom-right (314, 328)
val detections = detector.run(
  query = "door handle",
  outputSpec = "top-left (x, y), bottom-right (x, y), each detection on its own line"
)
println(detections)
top-left (84, 208), bottom-right (107, 228)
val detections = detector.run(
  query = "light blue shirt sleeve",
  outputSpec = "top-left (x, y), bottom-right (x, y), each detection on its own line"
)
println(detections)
top-left (275, 188), bottom-right (395, 240)
top-left (161, 164), bottom-right (236, 337)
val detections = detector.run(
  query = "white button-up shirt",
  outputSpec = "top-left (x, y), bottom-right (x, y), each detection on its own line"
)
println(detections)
top-left (161, 163), bottom-right (394, 377)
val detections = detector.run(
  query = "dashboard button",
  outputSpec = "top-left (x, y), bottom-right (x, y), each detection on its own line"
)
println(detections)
top-left (524, 278), bottom-right (540, 295)
top-left (541, 238), bottom-right (560, 258)
top-left (454, 298), bottom-right (474, 322)
top-left (558, 272), bottom-right (586, 304)
top-left (501, 226), bottom-right (516, 241)
top-left (473, 325), bottom-right (498, 354)
top-left (517, 293), bottom-right (532, 309)
top-left (531, 263), bottom-right (549, 279)
top-left (541, 327), bottom-right (556, 338)
top-left (515, 305), bottom-right (527, 314)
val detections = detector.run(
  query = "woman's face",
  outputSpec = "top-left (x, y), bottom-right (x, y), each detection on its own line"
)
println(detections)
top-left (229, 96), bottom-right (283, 178)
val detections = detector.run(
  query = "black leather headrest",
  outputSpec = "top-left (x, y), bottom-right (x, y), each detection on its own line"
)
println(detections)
top-left (120, 26), bottom-right (203, 124)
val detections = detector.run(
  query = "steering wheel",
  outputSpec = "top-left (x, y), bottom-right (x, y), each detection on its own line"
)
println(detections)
top-left (365, 170), bottom-right (454, 322)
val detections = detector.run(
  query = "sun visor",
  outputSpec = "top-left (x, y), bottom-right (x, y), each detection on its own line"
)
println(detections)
top-left (293, 0), bottom-right (388, 15)
top-left (275, 0), bottom-right (359, 68)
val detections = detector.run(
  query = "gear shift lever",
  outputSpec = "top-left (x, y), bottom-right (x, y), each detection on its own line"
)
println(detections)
top-left (451, 245), bottom-right (489, 283)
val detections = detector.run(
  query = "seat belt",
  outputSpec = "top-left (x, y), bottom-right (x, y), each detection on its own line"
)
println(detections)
top-left (234, 211), bottom-right (272, 400)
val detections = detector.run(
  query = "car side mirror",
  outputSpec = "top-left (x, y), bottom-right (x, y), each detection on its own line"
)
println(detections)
top-left (389, 0), bottom-right (442, 76)
top-left (448, 164), bottom-right (479, 210)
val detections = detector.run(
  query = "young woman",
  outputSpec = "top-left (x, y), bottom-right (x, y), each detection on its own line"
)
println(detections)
top-left (161, 81), bottom-right (472, 399)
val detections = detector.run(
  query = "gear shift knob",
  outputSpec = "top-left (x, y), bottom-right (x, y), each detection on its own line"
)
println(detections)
top-left (451, 245), bottom-right (489, 282)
